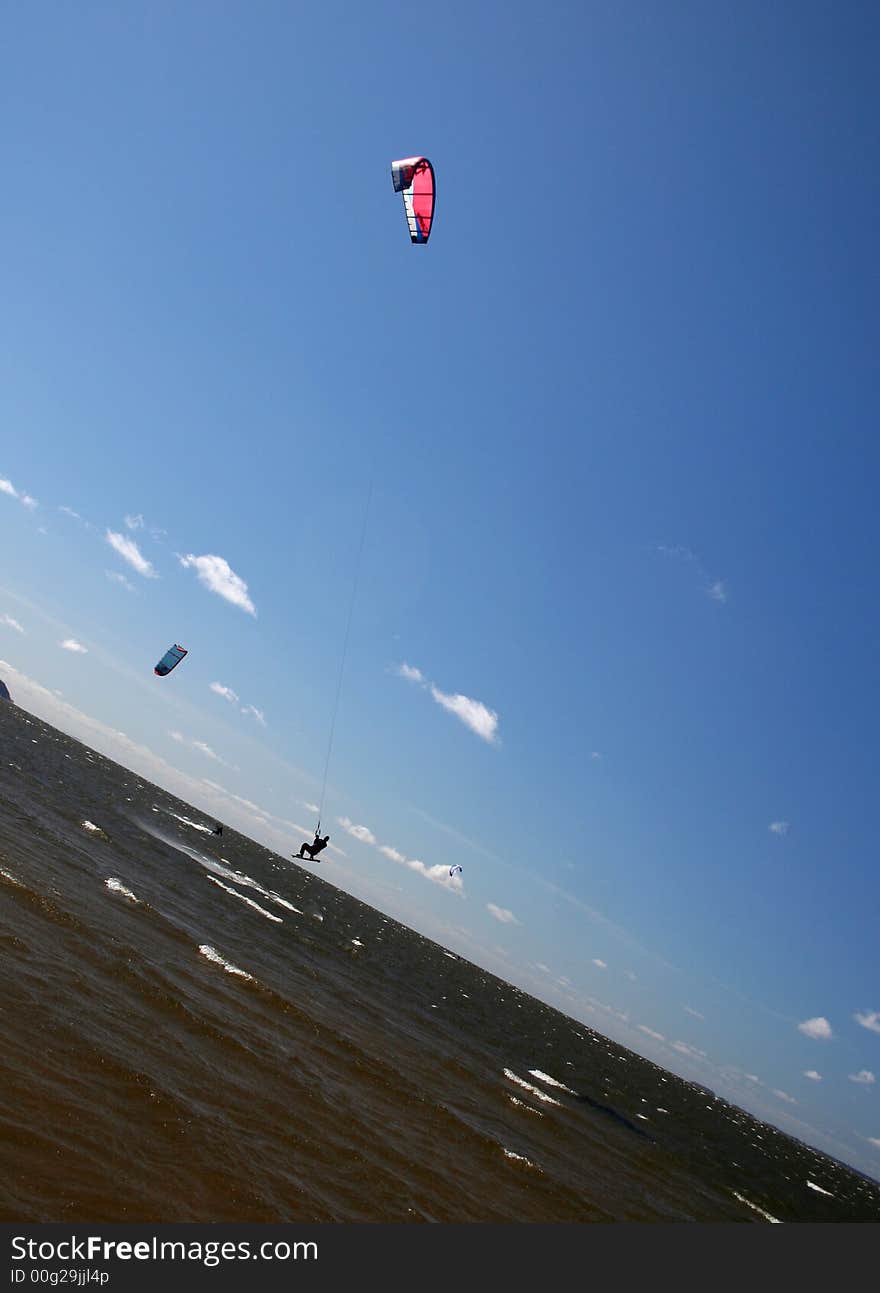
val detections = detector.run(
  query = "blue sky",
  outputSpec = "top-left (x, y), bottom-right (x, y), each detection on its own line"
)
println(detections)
top-left (2, 1), bottom-right (879, 1176)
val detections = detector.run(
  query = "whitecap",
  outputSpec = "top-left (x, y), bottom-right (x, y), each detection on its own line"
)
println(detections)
top-left (732, 1192), bottom-right (782, 1223)
top-left (206, 874), bottom-right (282, 923)
top-left (528, 1069), bottom-right (577, 1095)
top-left (503, 1149), bottom-right (539, 1169)
top-left (198, 944), bottom-right (254, 981)
top-left (503, 1069), bottom-right (562, 1106)
top-left (508, 1096), bottom-right (544, 1117)
top-left (105, 878), bottom-right (139, 902)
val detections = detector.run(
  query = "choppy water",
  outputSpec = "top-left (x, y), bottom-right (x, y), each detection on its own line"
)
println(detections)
top-left (1, 703), bottom-right (878, 1222)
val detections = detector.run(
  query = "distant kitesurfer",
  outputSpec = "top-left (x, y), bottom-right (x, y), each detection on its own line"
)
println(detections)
top-left (294, 831), bottom-right (330, 862)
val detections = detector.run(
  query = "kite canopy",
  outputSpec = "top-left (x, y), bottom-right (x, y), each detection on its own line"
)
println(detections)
top-left (390, 157), bottom-right (435, 244)
top-left (154, 644), bottom-right (188, 677)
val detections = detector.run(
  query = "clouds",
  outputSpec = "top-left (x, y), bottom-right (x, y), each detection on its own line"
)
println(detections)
top-left (338, 817), bottom-right (377, 845)
top-left (771, 1089), bottom-right (798, 1105)
top-left (1, 614), bottom-right (24, 634)
top-left (638, 1025), bottom-right (665, 1041)
top-left (210, 683), bottom-right (266, 726)
top-left (854, 1010), bottom-right (880, 1035)
top-left (59, 639), bottom-right (88, 654)
top-left (106, 571), bottom-right (134, 592)
top-left (124, 514), bottom-right (144, 530)
top-left (429, 685), bottom-right (500, 744)
top-left (338, 815), bottom-right (464, 891)
top-left (769, 821), bottom-right (790, 836)
top-left (592, 958), bottom-right (607, 970)
top-left (106, 530), bottom-right (157, 579)
top-left (1, 476), bottom-right (38, 509)
top-left (487, 903), bottom-right (519, 925)
top-left (656, 545), bottom-right (727, 605)
top-left (395, 663), bottom-right (425, 683)
top-left (803, 1071), bottom-right (823, 1082)
top-left (406, 859), bottom-right (461, 885)
top-left (672, 1041), bottom-right (707, 1059)
top-left (798, 1016), bottom-right (833, 1041)
top-left (169, 730), bottom-right (235, 768)
top-left (849, 1070), bottom-right (876, 1087)
top-left (378, 844), bottom-right (406, 863)
top-left (179, 554), bottom-right (256, 615)
top-left (210, 682), bottom-right (239, 704)
top-left (395, 661), bottom-right (500, 744)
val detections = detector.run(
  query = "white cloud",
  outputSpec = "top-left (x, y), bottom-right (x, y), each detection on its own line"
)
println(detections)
top-left (124, 513), bottom-right (144, 530)
top-left (210, 682), bottom-right (239, 704)
top-left (304, 801), bottom-right (319, 815)
top-left (169, 730), bottom-right (234, 768)
top-left (849, 1070), bottom-right (876, 1086)
top-left (106, 570), bottom-right (134, 592)
top-left (1, 477), bottom-right (37, 509)
top-left (868, 1138), bottom-right (880, 1150)
top-left (683, 1005), bottom-right (705, 1020)
top-left (487, 903), bottom-right (519, 925)
top-left (638, 1025), bottom-right (665, 1041)
top-left (769, 821), bottom-right (790, 836)
top-left (804, 1071), bottom-right (823, 1082)
top-left (395, 662), bottom-right (500, 744)
top-left (744, 1074), bottom-right (761, 1084)
top-left (406, 858), bottom-right (463, 888)
top-left (657, 545), bottom-right (726, 606)
top-left (396, 662), bottom-right (426, 684)
top-left (772, 1089), bottom-right (798, 1105)
top-left (1, 615), bottom-right (24, 634)
top-left (672, 1041), bottom-right (707, 1059)
top-left (854, 1010), bottom-right (880, 1035)
top-left (342, 824), bottom-right (462, 891)
top-left (591, 751), bottom-right (602, 760)
top-left (60, 639), bottom-right (87, 654)
top-left (592, 958), bottom-right (607, 970)
top-left (106, 530), bottom-right (157, 578)
top-left (179, 554), bottom-right (256, 616)
top-left (430, 684), bottom-right (499, 744)
top-left (379, 844), bottom-right (406, 863)
top-left (60, 506), bottom-right (81, 520)
top-left (798, 1016), bottom-right (833, 1041)
top-left (241, 704), bottom-right (266, 727)
top-left (338, 816), bottom-right (377, 845)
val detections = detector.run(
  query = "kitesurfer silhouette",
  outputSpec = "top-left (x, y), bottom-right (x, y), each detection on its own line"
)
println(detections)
top-left (294, 831), bottom-right (330, 862)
